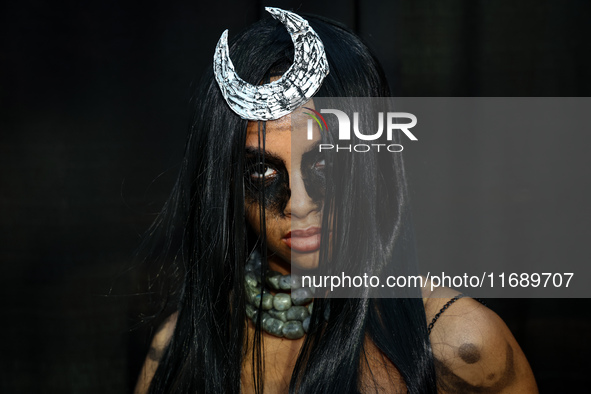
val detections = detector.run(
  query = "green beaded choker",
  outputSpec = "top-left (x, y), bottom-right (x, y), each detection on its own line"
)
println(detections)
top-left (244, 251), bottom-right (315, 339)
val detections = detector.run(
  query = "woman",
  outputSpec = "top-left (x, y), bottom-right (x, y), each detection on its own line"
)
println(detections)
top-left (135, 8), bottom-right (537, 393)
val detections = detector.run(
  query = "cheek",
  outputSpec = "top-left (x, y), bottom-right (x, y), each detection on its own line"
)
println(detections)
top-left (300, 151), bottom-right (326, 205)
top-left (244, 201), bottom-right (262, 235)
top-left (301, 169), bottom-right (325, 204)
top-left (244, 200), bottom-right (284, 236)
top-left (244, 200), bottom-right (288, 251)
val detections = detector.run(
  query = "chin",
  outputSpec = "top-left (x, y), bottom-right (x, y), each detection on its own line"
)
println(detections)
top-left (290, 251), bottom-right (320, 270)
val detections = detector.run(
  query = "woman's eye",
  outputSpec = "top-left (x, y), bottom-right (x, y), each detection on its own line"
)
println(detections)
top-left (250, 164), bottom-right (278, 180)
top-left (314, 159), bottom-right (326, 171)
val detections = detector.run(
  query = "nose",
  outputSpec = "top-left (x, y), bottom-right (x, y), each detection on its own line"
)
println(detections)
top-left (284, 170), bottom-right (319, 219)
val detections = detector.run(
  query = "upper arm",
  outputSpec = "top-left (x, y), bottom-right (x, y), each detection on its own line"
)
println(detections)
top-left (425, 292), bottom-right (538, 393)
top-left (134, 312), bottom-right (178, 394)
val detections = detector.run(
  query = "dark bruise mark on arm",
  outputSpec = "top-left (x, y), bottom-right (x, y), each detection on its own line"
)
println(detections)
top-left (134, 313), bottom-right (177, 394)
top-left (458, 343), bottom-right (481, 364)
top-left (436, 342), bottom-right (515, 394)
top-left (146, 313), bottom-right (177, 363)
top-left (148, 345), bottom-right (164, 362)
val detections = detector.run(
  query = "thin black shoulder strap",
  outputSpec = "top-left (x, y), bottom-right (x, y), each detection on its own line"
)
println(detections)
top-left (427, 295), bottom-right (488, 335)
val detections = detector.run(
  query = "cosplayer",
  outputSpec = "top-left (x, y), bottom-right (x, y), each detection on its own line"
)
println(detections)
top-left (134, 8), bottom-right (537, 393)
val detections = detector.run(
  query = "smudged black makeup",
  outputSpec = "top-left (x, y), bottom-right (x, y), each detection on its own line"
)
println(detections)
top-left (300, 146), bottom-right (326, 204)
top-left (244, 143), bottom-right (326, 217)
top-left (244, 146), bottom-right (290, 216)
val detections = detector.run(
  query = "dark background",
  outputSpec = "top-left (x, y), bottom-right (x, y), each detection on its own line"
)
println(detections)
top-left (1, 0), bottom-right (590, 392)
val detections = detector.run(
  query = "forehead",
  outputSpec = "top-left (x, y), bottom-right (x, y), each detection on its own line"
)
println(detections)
top-left (244, 105), bottom-right (320, 158)
top-left (245, 112), bottom-right (292, 153)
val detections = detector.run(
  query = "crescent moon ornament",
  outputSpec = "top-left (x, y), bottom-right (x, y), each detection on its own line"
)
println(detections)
top-left (213, 7), bottom-right (330, 121)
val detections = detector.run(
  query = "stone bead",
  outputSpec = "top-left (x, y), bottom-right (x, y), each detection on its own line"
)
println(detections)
top-left (266, 271), bottom-right (282, 290)
top-left (291, 287), bottom-right (313, 306)
top-left (251, 309), bottom-right (259, 323)
top-left (250, 310), bottom-right (267, 325)
top-left (302, 316), bottom-right (310, 333)
top-left (279, 275), bottom-right (292, 290)
top-left (261, 293), bottom-right (274, 310)
top-left (282, 321), bottom-right (305, 339)
top-left (245, 272), bottom-right (258, 288)
top-left (273, 293), bottom-right (292, 311)
top-left (253, 271), bottom-right (261, 283)
top-left (263, 317), bottom-right (285, 337)
top-left (286, 306), bottom-right (309, 322)
top-left (248, 250), bottom-right (262, 265)
top-left (290, 275), bottom-right (302, 290)
top-left (246, 304), bottom-right (256, 319)
top-left (268, 309), bottom-right (287, 322)
top-left (253, 294), bottom-right (262, 307)
top-left (246, 285), bottom-right (261, 304)
top-left (308, 302), bottom-right (314, 315)
top-left (245, 262), bottom-right (261, 276)
top-left (258, 311), bottom-right (270, 324)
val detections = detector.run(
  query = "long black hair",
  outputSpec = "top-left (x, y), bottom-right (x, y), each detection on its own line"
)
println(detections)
top-left (144, 12), bottom-right (437, 394)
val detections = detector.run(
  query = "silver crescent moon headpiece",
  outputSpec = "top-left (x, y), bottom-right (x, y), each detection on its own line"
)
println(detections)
top-left (213, 7), bottom-right (330, 121)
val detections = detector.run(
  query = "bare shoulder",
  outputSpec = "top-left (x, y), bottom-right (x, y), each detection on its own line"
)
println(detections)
top-left (422, 283), bottom-right (538, 393)
top-left (134, 312), bottom-right (179, 394)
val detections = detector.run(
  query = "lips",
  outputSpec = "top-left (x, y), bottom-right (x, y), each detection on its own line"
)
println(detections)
top-left (283, 227), bottom-right (321, 253)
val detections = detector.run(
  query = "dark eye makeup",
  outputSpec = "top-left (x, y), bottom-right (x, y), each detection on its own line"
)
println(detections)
top-left (301, 148), bottom-right (326, 203)
top-left (243, 143), bottom-right (326, 215)
top-left (244, 147), bottom-right (291, 215)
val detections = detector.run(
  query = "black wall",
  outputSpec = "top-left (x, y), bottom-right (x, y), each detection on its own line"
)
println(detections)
top-left (1, 0), bottom-right (590, 392)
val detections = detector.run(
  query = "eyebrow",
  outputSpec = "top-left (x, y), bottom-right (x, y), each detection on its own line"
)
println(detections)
top-left (245, 140), bottom-right (323, 161)
top-left (244, 146), bottom-right (285, 164)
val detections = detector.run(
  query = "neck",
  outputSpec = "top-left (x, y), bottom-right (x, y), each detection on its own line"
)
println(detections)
top-left (267, 253), bottom-right (291, 275)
